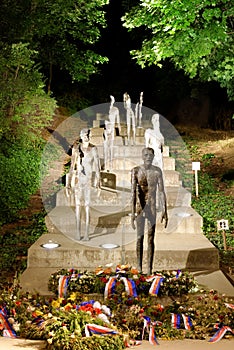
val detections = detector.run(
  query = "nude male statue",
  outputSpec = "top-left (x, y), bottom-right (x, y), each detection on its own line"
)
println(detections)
top-left (131, 147), bottom-right (168, 275)
top-left (66, 128), bottom-right (100, 241)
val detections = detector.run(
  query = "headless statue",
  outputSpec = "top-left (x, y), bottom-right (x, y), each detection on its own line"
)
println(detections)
top-left (145, 113), bottom-right (164, 170)
top-left (131, 147), bottom-right (168, 275)
top-left (66, 128), bottom-right (100, 241)
top-left (123, 92), bottom-right (136, 145)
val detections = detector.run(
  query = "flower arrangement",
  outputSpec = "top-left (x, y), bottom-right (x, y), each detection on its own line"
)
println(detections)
top-left (0, 265), bottom-right (233, 349)
top-left (48, 265), bottom-right (198, 299)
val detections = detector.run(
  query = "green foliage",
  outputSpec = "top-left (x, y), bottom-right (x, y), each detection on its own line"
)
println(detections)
top-left (192, 169), bottom-right (233, 257)
top-left (0, 42), bottom-right (57, 146)
top-left (0, 146), bottom-right (43, 224)
top-left (0, 212), bottom-right (48, 278)
top-left (122, 0), bottom-right (234, 100)
top-left (0, 0), bottom-right (109, 89)
top-left (0, 42), bottom-right (56, 223)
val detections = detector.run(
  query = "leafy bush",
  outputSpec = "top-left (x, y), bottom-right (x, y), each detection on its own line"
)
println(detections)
top-left (0, 146), bottom-right (43, 225)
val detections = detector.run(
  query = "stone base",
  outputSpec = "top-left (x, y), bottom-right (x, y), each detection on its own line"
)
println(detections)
top-left (20, 229), bottom-right (220, 295)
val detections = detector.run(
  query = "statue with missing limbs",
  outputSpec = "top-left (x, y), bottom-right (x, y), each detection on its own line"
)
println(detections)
top-left (131, 147), bottom-right (168, 275)
top-left (145, 113), bottom-right (164, 170)
top-left (66, 128), bottom-right (100, 241)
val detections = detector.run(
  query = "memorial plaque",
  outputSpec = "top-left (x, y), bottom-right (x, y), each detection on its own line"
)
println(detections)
top-left (100, 171), bottom-right (116, 189)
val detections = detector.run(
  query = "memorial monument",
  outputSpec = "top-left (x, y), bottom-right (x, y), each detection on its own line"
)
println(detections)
top-left (20, 97), bottom-right (220, 295)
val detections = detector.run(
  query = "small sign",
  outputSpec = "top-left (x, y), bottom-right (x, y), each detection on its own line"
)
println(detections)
top-left (192, 162), bottom-right (200, 171)
top-left (217, 219), bottom-right (229, 231)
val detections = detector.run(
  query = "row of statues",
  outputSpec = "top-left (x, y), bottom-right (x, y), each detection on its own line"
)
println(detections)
top-left (105, 93), bottom-right (164, 171)
top-left (66, 99), bottom-right (167, 274)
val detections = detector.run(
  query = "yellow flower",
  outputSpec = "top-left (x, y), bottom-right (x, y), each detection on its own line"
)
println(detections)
top-left (68, 292), bottom-right (77, 301)
top-left (51, 300), bottom-right (61, 308)
top-left (35, 310), bottom-right (43, 316)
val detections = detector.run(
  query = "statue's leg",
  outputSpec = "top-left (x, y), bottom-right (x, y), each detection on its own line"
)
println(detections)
top-left (147, 219), bottom-right (156, 275)
top-left (104, 141), bottom-right (108, 170)
top-left (132, 125), bottom-right (136, 145)
top-left (82, 187), bottom-right (91, 241)
top-left (82, 205), bottom-right (90, 241)
top-left (136, 216), bottom-right (145, 273)
top-left (127, 115), bottom-right (131, 145)
top-left (110, 139), bottom-right (114, 170)
top-left (75, 204), bottom-right (81, 240)
top-left (74, 188), bottom-right (82, 240)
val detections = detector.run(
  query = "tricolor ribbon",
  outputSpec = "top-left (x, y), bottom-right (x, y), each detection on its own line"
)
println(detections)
top-left (181, 314), bottom-right (193, 330)
top-left (58, 275), bottom-right (70, 298)
top-left (120, 277), bottom-right (138, 297)
top-left (147, 276), bottom-right (164, 296)
top-left (208, 323), bottom-right (234, 343)
top-left (85, 323), bottom-right (118, 337)
top-left (104, 276), bottom-right (138, 298)
top-left (149, 322), bottom-right (160, 345)
top-left (104, 276), bottom-right (117, 299)
top-left (171, 313), bottom-right (181, 329)
top-left (142, 316), bottom-right (161, 345)
top-left (0, 309), bottom-right (17, 338)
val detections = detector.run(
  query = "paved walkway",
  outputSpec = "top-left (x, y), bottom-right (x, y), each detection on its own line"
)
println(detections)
top-left (0, 337), bottom-right (234, 349)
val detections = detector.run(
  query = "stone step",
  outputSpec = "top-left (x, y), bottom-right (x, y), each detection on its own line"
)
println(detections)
top-left (96, 145), bottom-right (170, 158)
top-left (103, 156), bottom-right (175, 172)
top-left (20, 230), bottom-right (219, 295)
top-left (114, 169), bottom-right (181, 189)
top-left (56, 182), bottom-right (190, 210)
top-left (45, 203), bottom-right (202, 248)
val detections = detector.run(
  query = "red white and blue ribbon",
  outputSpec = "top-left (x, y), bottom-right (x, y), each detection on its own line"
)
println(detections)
top-left (171, 313), bottom-right (181, 329)
top-left (148, 276), bottom-right (164, 296)
top-left (181, 314), bottom-right (193, 330)
top-left (120, 277), bottom-right (138, 297)
top-left (104, 276), bottom-right (138, 298)
top-left (0, 309), bottom-right (17, 338)
top-left (85, 323), bottom-right (118, 337)
top-left (208, 323), bottom-right (233, 343)
top-left (58, 275), bottom-right (70, 298)
top-left (142, 316), bottom-right (161, 345)
top-left (104, 276), bottom-right (117, 298)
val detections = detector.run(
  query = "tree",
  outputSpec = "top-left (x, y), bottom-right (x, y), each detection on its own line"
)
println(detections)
top-left (0, 0), bottom-right (109, 92)
top-left (122, 0), bottom-right (234, 101)
top-left (0, 42), bottom-right (57, 224)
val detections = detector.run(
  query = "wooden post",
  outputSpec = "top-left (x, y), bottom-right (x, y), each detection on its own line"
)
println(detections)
top-left (221, 230), bottom-right (227, 251)
top-left (217, 219), bottom-right (229, 251)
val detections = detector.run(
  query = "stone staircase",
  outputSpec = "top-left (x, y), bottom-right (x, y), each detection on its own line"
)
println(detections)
top-left (20, 116), bottom-right (220, 295)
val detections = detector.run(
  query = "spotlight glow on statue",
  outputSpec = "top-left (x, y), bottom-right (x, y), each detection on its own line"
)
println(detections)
top-left (145, 113), bottom-right (164, 170)
top-left (66, 128), bottom-right (100, 241)
top-left (123, 92), bottom-right (136, 145)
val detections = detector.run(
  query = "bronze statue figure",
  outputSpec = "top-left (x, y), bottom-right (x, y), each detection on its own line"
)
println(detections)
top-left (131, 147), bottom-right (168, 275)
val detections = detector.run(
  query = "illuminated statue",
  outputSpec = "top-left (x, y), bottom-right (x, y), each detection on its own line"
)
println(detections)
top-left (135, 91), bottom-right (143, 127)
top-left (145, 113), bottom-right (164, 169)
top-left (109, 95), bottom-right (121, 136)
top-left (103, 120), bottom-right (114, 170)
top-left (123, 92), bottom-right (136, 145)
top-left (66, 128), bottom-right (100, 241)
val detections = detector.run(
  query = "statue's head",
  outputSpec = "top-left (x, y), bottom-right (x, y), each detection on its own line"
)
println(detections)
top-left (80, 128), bottom-right (90, 142)
top-left (142, 147), bottom-right (154, 166)
top-left (152, 113), bottom-right (160, 124)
